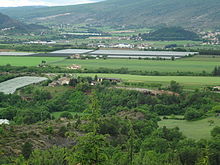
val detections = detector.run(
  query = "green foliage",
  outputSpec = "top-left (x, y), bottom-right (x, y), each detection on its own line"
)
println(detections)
top-left (58, 126), bottom-right (68, 137)
top-left (68, 90), bottom-right (88, 112)
top-left (29, 146), bottom-right (67, 165)
top-left (22, 141), bottom-right (33, 159)
top-left (140, 27), bottom-right (200, 41)
top-left (32, 90), bottom-right (52, 102)
top-left (178, 140), bottom-right (201, 165)
top-left (212, 66), bottom-right (220, 76)
top-left (167, 81), bottom-right (183, 93)
top-left (211, 126), bottom-right (220, 137)
top-left (0, 107), bottom-right (17, 120)
top-left (184, 108), bottom-right (204, 121)
top-left (211, 105), bottom-right (220, 113)
top-left (14, 108), bottom-right (50, 124)
top-left (60, 111), bottom-right (73, 119)
top-left (68, 132), bottom-right (108, 165)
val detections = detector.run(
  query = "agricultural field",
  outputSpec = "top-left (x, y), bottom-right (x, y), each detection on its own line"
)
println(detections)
top-left (51, 55), bottom-right (220, 73)
top-left (52, 112), bottom-right (87, 119)
top-left (0, 56), bottom-right (64, 66)
top-left (158, 116), bottom-right (220, 139)
top-left (76, 73), bottom-right (220, 90)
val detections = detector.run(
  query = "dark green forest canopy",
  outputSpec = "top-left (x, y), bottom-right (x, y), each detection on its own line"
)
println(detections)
top-left (140, 27), bottom-right (200, 41)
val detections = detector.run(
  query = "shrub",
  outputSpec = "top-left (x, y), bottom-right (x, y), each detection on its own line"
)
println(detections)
top-left (211, 126), bottom-right (220, 137)
top-left (60, 112), bottom-right (73, 119)
top-left (184, 108), bottom-right (203, 121)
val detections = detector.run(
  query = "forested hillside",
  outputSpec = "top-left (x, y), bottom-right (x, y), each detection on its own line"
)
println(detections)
top-left (140, 27), bottom-right (200, 41)
top-left (0, 12), bottom-right (46, 32)
top-left (1, 0), bottom-right (220, 29)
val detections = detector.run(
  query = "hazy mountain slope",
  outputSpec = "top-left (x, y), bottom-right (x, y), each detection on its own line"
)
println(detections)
top-left (0, 12), bottom-right (46, 32)
top-left (1, 0), bottom-right (220, 29)
top-left (0, 12), bottom-right (28, 30)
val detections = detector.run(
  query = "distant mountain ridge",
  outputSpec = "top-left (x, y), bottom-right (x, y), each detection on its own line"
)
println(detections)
top-left (0, 13), bottom-right (27, 30)
top-left (0, 12), bottom-right (46, 32)
top-left (1, 0), bottom-right (220, 30)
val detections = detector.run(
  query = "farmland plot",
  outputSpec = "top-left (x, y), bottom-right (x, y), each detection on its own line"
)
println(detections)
top-left (0, 76), bottom-right (48, 94)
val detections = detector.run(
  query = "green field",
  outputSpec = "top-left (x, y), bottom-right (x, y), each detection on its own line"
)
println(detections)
top-left (52, 112), bottom-right (87, 119)
top-left (0, 56), bottom-right (64, 66)
top-left (51, 55), bottom-right (220, 73)
top-left (77, 73), bottom-right (220, 90)
top-left (1, 55), bottom-right (220, 74)
top-left (158, 116), bottom-right (220, 139)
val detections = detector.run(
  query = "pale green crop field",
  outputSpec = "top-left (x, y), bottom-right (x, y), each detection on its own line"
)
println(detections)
top-left (52, 55), bottom-right (220, 73)
top-left (76, 73), bottom-right (220, 90)
top-left (0, 56), bottom-right (64, 66)
top-left (1, 55), bottom-right (220, 74)
top-left (158, 116), bottom-right (220, 139)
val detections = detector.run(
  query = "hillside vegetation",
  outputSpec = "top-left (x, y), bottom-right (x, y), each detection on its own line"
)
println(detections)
top-left (1, 0), bottom-right (220, 29)
top-left (140, 27), bottom-right (200, 41)
top-left (0, 12), bottom-right (46, 33)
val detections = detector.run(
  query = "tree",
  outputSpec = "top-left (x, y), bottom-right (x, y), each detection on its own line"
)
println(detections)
top-left (29, 146), bottom-right (67, 165)
top-left (168, 81), bottom-right (183, 93)
top-left (212, 66), bottom-right (220, 76)
top-left (211, 126), bottom-right (220, 137)
top-left (69, 78), bottom-right (78, 87)
top-left (184, 108), bottom-right (203, 121)
top-left (127, 121), bottom-right (136, 165)
top-left (208, 120), bottom-right (214, 126)
top-left (178, 139), bottom-right (200, 165)
top-left (22, 141), bottom-right (33, 159)
top-left (0, 107), bottom-right (17, 120)
top-left (94, 75), bottom-right (98, 81)
top-left (88, 92), bottom-right (101, 134)
top-left (68, 91), bottom-right (88, 112)
top-left (69, 132), bottom-right (108, 165)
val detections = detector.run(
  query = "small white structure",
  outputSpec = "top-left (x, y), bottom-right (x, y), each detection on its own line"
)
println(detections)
top-left (0, 119), bottom-right (9, 125)
top-left (49, 77), bottom-right (71, 87)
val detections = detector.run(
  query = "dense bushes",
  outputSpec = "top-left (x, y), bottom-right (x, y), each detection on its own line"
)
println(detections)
top-left (60, 111), bottom-right (73, 119)
top-left (184, 108), bottom-right (204, 121)
top-left (211, 126), bottom-right (220, 137)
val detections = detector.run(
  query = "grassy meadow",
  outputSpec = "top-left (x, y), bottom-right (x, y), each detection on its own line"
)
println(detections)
top-left (0, 55), bottom-right (220, 74)
top-left (158, 116), bottom-right (220, 139)
top-left (52, 111), bottom-right (87, 119)
top-left (0, 56), bottom-right (64, 66)
top-left (51, 55), bottom-right (220, 73)
top-left (76, 73), bottom-right (220, 90)
top-left (1, 55), bottom-right (220, 89)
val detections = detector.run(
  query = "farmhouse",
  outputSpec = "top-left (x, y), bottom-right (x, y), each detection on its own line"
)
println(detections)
top-left (49, 77), bottom-right (71, 87)
top-left (213, 86), bottom-right (220, 91)
top-left (67, 64), bottom-right (82, 70)
top-left (97, 77), bottom-right (122, 83)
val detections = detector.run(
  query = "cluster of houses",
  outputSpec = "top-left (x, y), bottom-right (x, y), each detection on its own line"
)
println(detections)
top-left (49, 77), bottom-right (71, 87)
top-left (200, 31), bottom-right (220, 45)
top-left (213, 86), bottom-right (220, 91)
top-left (66, 64), bottom-right (82, 70)
top-left (48, 76), bottom-right (122, 87)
